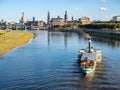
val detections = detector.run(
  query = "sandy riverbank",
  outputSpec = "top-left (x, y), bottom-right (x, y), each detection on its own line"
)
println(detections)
top-left (0, 30), bottom-right (34, 55)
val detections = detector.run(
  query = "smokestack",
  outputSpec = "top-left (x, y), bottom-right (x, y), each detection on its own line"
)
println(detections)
top-left (88, 38), bottom-right (91, 53)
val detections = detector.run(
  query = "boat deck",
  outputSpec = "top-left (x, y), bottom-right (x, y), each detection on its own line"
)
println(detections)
top-left (81, 50), bottom-right (96, 61)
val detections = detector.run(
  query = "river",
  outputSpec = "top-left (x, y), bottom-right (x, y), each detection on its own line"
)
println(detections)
top-left (0, 30), bottom-right (120, 90)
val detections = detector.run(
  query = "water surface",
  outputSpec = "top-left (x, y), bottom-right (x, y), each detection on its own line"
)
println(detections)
top-left (0, 30), bottom-right (120, 90)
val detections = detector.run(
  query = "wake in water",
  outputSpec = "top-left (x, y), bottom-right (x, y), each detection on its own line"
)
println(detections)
top-left (75, 56), bottom-right (120, 90)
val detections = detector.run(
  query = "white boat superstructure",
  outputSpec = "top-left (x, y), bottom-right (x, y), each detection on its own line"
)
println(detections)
top-left (78, 38), bottom-right (102, 74)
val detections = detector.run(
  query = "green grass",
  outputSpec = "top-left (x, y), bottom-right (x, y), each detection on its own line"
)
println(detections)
top-left (0, 30), bottom-right (34, 55)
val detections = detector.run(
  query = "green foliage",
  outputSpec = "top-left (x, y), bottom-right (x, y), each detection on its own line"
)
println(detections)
top-left (79, 23), bottom-right (120, 29)
top-left (51, 24), bottom-right (60, 28)
top-left (86, 31), bottom-right (120, 40)
top-left (51, 23), bottom-right (79, 28)
top-left (0, 32), bottom-right (3, 35)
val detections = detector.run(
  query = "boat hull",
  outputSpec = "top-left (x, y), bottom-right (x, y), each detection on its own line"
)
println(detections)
top-left (78, 49), bottom-right (102, 74)
top-left (80, 61), bottom-right (96, 74)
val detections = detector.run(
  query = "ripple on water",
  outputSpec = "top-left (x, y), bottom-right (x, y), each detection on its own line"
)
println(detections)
top-left (91, 58), bottom-right (120, 90)
top-left (0, 31), bottom-right (120, 90)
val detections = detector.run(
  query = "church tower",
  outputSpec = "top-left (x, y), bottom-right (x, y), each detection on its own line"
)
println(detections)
top-left (20, 12), bottom-right (27, 25)
top-left (33, 17), bottom-right (35, 22)
top-left (64, 10), bottom-right (68, 22)
top-left (47, 11), bottom-right (50, 24)
top-left (71, 16), bottom-right (74, 21)
top-left (33, 17), bottom-right (35, 25)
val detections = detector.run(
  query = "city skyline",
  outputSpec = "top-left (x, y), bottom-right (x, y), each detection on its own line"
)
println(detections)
top-left (0, 0), bottom-right (120, 22)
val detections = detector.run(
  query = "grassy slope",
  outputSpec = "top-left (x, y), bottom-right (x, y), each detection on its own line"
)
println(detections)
top-left (0, 30), bottom-right (34, 55)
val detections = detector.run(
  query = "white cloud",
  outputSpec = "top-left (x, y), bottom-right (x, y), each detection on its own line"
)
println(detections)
top-left (99, 7), bottom-right (108, 11)
top-left (74, 8), bottom-right (79, 11)
top-left (101, 0), bottom-right (107, 2)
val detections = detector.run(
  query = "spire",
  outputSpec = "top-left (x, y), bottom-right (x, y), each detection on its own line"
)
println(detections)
top-left (33, 17), bottom-right (35, 25)
top-left (22, 12), bottom-right (24, 16)
top-left (71, 16), bottom-right (74, 21)
top-left (64, 10), bottom-right (68, 22)
top-left (47, 11), bottom-right (50, 24)
top-left (33, 17), bottom-right (35, 22)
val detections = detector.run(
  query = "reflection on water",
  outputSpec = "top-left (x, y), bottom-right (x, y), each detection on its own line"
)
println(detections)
top-left (48, 31), bottom-right (72, 48)
top-left (92, 36), bottom-right (120, 48)
top-left (0, 30), bottom-right (120, 90)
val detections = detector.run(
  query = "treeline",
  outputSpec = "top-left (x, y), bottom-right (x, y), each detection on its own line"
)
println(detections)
top-left (79, 23), bottom-right (120, 29)
top-left (0, 25), bottom-right (27, 30)
top-left (51, 22), bottom-right (120, 29)
top-left (51, 23), bottom-right (79, 28)
top-left (86, 31), bottom-right (120, 40)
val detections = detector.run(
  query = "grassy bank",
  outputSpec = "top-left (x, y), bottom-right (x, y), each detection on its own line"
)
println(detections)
top-left (0, 30), bottom-right (34, 55)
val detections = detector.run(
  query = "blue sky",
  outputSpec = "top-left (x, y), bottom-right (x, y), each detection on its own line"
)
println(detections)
top-left (0, 0), bottom-right (120, 22)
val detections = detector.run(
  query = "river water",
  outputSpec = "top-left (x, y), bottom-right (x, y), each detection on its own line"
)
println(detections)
top-left (0, 30), bottom-right (120, 90)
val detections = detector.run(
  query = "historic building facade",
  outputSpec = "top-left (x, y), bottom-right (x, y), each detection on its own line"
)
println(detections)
top-left (112, 16), bottom-right (120, 22)
top-left (20, 12), bottom-right (27, 25)
top-left (51, 16), bottom-right (64, 26)
top-left (30, 21), bottom-right (45, 29)
top-left (79, 17), bottom-right (91, 24)
top-left (47, 11), bottom-right (91, 26)
top-left (50, 11), bottom-right (68, 26)
top-left (27, 17), bottom-right (45, 29)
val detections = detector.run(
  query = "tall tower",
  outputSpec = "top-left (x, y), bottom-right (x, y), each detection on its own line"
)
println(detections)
top-left (20, 12), bottom-right (27, 25)
top-left (47, 11), bottom-right (50, 24)
top-left (64, 10), bottom-right (68, 22)
top-left (71, 16), bottom-right (74, 21)
top-left (33, 17), bottom-right (35, 25)
top-left (33, 17), bottom-right (35, 22)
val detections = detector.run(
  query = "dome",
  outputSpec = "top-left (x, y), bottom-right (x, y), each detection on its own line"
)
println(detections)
top-left (21, 12), bottom-right (27, 24)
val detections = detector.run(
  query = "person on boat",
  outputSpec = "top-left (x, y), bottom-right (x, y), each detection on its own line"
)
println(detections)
top-left (80, 57), bottom-right (88, 65)
top-left (90, 47), bottom-right (94, 52)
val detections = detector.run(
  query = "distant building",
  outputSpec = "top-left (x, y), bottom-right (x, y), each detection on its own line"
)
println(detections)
top-left (64, 10), bottom-right (68, 23)
top-left (51, 16), bottom-right (64, 25)
top-left (47, 11), bottom-right (50, 24)
top-left (71, 16), bottom-right (74, 21)
top-left (20, 12), bottom-right (27, 25)
top-left (79, 17), bottom-right (91, 24)
top-left (37, 21), bottom-right (45, 28)
top-left (32, 17), bottom-right (35, 25)
top-left (47, 11), bottom-right (69, 26)
top-left (27, 16), bottom-right (45, 29)
top-left (112, 16), bottom-right (120, 22)
top-left (27, 20), bottom-right (45, 29)
top-left (0, 20), bottom-right (15, 26)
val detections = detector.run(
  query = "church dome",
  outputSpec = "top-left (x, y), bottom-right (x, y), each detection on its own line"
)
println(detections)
top-left (21, 12), bottom-right (27, 24)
